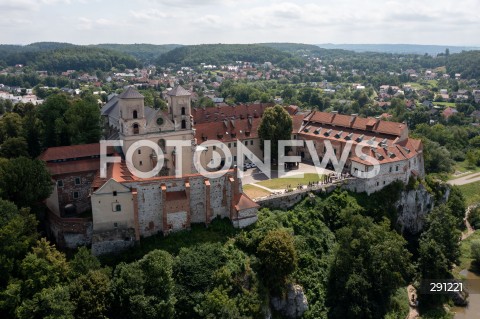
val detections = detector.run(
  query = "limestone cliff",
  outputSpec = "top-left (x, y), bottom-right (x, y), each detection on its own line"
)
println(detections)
top-left (395, 183), bottom-right (450, 234)
top-left (396, 184), bottom-right (433, 234)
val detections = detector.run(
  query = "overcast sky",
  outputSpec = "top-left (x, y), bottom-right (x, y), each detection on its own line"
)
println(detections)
top-left (0, 0), bottom-right (479, 46)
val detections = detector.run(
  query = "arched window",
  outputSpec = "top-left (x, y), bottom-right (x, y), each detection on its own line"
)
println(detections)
top-left (133, 110), bottom-right (138, 119)
top-left (181, 119), bottom-right (186, 129)
top-left (133, 123), bottom-right (139, 134)
top-left (181, 107), bottom-right (186, 115)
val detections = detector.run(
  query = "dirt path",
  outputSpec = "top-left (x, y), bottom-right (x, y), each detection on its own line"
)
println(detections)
top-left (448, 173), bottom-right (480, 186)
top-left (462, 205), bottom-right (476, 240)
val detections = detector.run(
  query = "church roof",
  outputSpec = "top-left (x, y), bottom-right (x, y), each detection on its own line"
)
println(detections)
top-left (167, 85), bottom-right (190, 96)
top-left (118, 86), bottom-right (144, 99)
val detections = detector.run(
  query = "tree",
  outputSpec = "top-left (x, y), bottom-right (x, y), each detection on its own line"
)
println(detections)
top-left (0, 137), bottom-right (29, 158)
top-left (110, 250), bottom-right (175, 319)
top-left (258, 105), bottom-right (293, 162)
top-left (173, 243), bottom-right (227, 318)
top-left (471, 240), bottom-right (480, 266)
top-left (69, 247), bottom-right (101, 278)
top-left (0, 112), bottom-right (23, 144)
top-left (327, 216), bottom-right (412, 319)
top-left (15, 285), bottom-right (74, 319)
top-left (447, 186), bottom-right (466, 227)
top-left (417, 205), bottom-right (460, 308)
top-left (22, 103), bottom-right (42, 157)
top-left (70, 270), bottom-right (111, 319)
top-left (65, 97), bottom-right (101, 145)
top-left (0, 157), bottom-right (52, 208)
top-left (257, 229), bottom-right (297, 293)
top-left (0, 200), bottom-right (38, 287)
top-left (37, 94), bottom-right (70, 147)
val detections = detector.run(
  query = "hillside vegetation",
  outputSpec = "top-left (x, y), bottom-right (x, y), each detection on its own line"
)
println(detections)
top-left (0, 42), bottom-right (138, 72)
top-left (155, 43), bottom-right (295, 66)
top-left (93, 43), bottom-right (182, 63)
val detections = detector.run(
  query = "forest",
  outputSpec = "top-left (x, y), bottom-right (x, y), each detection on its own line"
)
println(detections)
top-left (0, 43), bottom-right (138, 72)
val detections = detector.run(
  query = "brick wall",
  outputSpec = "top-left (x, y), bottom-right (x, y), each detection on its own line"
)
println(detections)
top-left (55, 171), bottom-right (97, 216)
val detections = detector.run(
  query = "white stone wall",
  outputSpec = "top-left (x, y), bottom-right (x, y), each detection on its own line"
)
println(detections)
top-left (167, 211), bottom-right (188, 232)
top-left (189, 177), bottom-right (206, 223)
top-left (131, 183), bottom-right (163, 237)
top-left (209, 178), bottom-right (228, 218)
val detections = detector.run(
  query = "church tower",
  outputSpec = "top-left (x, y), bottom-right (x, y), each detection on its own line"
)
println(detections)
top-left (117, 87), bottom-right (146, 136)
top-left (166, 85), bottom-right (192, 130)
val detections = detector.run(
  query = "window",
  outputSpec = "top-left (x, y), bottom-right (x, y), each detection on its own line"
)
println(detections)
top-left (376, 182), bottom-right (379, 186)
top-left (133, 123), bottom-right (139, 134)
top-left (133, 110), bottom-right (138, 119)
top-left (234, 142), bottom-right (237, 147)
top-left (138, 149), bottom-right (141, 154)
top-left (293, 135), bottom-right (297, 139)
top-left (73, 191), bottom-right (79, 199)
top-left (228, 143), bottom-right (231, 148)
top-left (396, 166), bottom-right (399, 172)
top-left (115, 204), bottom-right (121, 211)
top-left (114, 222), bottom-right (118, 228)
top-left (389, 167), bottom-right (392, 173)
top-left (75, 177), bottom-right (81, 185)
top-left (244, 141), bottom-right (248, 145)
top-left (234, 155), bottom-right (237, 162)
top-left (139, 161), bottom-right (143, 166)
top-left (113, 191), bottom-right (117, 196)
top-left (57, 180), bottom-right (63, 187)
top-left (181, 107), bottom-right (186, 115)
top-left (213, 145), bottom-right (216, 150)
top-left (250, 140), bottom-right (253, 145)
top-left (156, 117), bottom-right (164, 126)
top-left (181, 120), bottom-right (186, 129)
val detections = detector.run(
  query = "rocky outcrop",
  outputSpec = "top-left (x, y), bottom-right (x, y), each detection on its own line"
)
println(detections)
top-left (271, 284), bottom-right (308, 318)
top-left (396, 184), bottom-right (435, 234)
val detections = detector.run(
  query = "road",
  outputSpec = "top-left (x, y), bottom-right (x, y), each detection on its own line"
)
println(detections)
top-left (448, 173), bottom-right (480, 186)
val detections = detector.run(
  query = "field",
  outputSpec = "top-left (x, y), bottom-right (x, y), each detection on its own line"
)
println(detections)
top-left (458, 181), bottom-right (480, 206)
top-left (256, 173), bottom-right (322, 189)
top-left (243, 184), bottom-right (272, 199)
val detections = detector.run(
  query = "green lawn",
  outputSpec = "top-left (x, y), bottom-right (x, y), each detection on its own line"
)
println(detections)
top-left (449, 161), bottom-right (480, 179)
top-left (458, 181), bottom-right (480, 206)
top-left (256, 173), bottom-right (323, 189)
top-left (243, 184), bottom-right (272, 199)
top-left (100, 218), bottom-right (239, 265)
top-left (454, 230), bottom-right (480, 277)
top-left (433, 101), bottom-right (456, 107)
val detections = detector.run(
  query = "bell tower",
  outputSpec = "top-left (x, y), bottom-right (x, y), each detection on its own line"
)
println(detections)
top-left (118, 87), bottom-right (146, 136)
top-left (166, 85), bottom-right (192, 130)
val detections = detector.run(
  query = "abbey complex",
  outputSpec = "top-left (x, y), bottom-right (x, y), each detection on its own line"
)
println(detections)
top-left (40, 86), bottom-right (424, 255)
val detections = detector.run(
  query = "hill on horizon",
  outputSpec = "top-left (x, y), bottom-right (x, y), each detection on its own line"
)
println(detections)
top-left (316, 43), bottom-right (480, 55)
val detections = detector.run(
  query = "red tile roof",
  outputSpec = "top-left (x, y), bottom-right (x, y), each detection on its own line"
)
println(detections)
top-left (234, 193), bottom-right (260, 211)
top-left (46, 158), bottom-right (100, 176)
top-left (306, 111), bottom-right (407, 137)
top-left (192, 103), bottom-right (273, 124)
top-left (39, 143), bottom-right (102, 162)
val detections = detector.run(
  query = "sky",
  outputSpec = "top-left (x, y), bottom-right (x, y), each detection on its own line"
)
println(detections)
top-left (0, 0), bottom-right (479, 46)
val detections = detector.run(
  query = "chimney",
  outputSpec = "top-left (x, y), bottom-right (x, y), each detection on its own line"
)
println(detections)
top-left (350, 113), bottom-right (358, 124)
